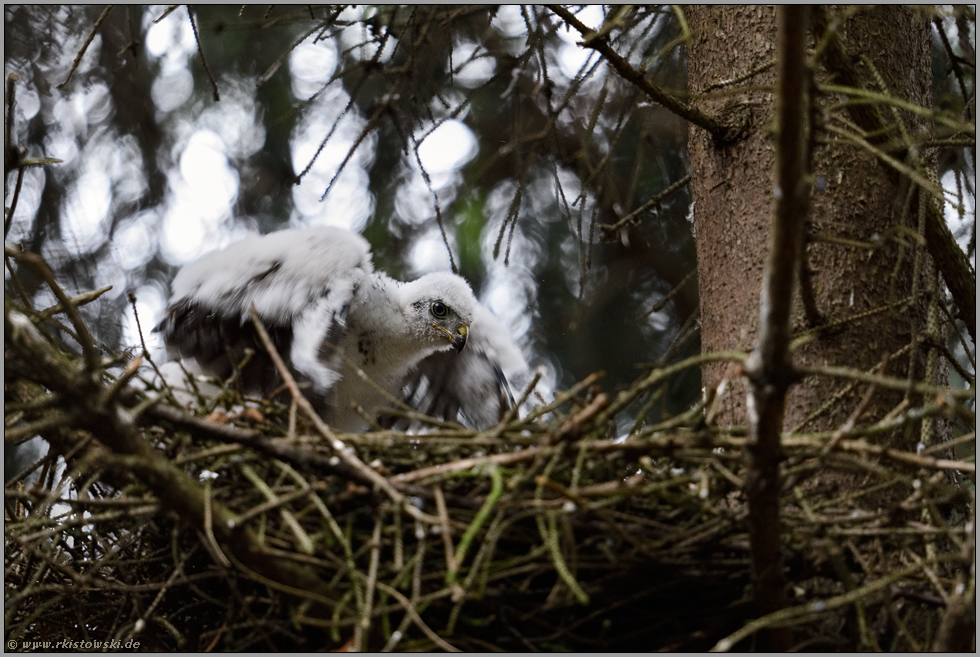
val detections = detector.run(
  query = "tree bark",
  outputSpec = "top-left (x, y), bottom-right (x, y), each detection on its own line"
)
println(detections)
top-left (688, 6), bottom-right (940, 451)
top-left (687, 6), bottom-right (948, 648)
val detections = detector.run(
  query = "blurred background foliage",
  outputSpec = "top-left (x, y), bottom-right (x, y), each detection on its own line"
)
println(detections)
top-left (4, 5), bottom-right (699, 421)
top-left (3, 5), bottom-right (973, 430)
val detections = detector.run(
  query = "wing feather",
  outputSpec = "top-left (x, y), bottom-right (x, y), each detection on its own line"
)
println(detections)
top-left (155, 227), bottom-right (372, 404)
top-left (394, 304), bottom-right (529, 429)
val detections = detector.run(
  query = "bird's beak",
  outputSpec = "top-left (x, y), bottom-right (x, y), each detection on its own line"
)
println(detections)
top-left (451, 325), bottom-right (468, 353)
top-left (432, 323), bottom-right (468, 353)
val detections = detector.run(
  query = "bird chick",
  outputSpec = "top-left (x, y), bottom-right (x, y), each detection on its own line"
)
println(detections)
top-left (155, 226), bottom-right (527, 431)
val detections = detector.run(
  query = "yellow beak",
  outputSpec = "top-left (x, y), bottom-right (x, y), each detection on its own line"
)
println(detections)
top-left (433, 323), bottom-right (468, 353)
top-left (451, 325), bottom-right (468, 353)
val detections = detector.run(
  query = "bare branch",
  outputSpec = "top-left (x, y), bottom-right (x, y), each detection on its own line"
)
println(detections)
top-left (813, 5), bottom-right (976, 341)
top-left (57, 5), bottom-right (114, 89)
top-left (740, 6), bottom-right (812, 650)
top-left (547, 5), bottom-right (734, 140)
top-left (187, 6), bottom-right (220, 101)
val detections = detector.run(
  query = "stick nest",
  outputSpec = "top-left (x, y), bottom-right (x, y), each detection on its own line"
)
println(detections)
top-left (4, 253), bottom-right (975, 652)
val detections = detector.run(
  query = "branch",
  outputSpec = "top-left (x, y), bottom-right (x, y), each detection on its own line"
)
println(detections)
top-left (712, 553), bottom-right (951, 652)
top-left (6, 245), bottom-right (102, 375)
top-left (740, 6), bottom-right (811, 650)
top-left (922, 189), bottom-right (975, 342)
top-left (932, 494), bottom-right (976, 651)
top-left (246, 305), bottom-right (445, 528)
top-left (812, 6), bottom-right (976, 342)
top-left (545, 5), bottom-right (736, 141)
top-left (57, 5), bottom-right (114, 89)
top-left (36, 286), bottom-right (113, 320)
top-left (186, 6), bottom-right (220, 101)
top-left (598, 174), bottom-right (691, 239)
top-left (4, 304), bottom-right (339, 609)
top-left (133, 396), bottom-right (373, 483)
top-left (4, 73), bottom-right (20, 176)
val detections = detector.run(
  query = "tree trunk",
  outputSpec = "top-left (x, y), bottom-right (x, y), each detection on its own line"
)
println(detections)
top-left (687, 7), bottom-right (949, 648)
top-left (687, 6), bottom-right (942, 453)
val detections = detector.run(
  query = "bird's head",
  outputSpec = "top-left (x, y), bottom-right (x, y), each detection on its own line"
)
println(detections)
top-left (401, 272), bottom-right (475, 354)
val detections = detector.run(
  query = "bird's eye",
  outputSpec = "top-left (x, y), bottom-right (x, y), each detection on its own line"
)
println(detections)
top-left (430, 301), bottom-right (448, 319)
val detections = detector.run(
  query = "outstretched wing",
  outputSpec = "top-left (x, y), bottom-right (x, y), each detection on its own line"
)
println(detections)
top-left (154, 227), bottom-right (372, 400)
top-left (395, 304), bottom-right (530, 429)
